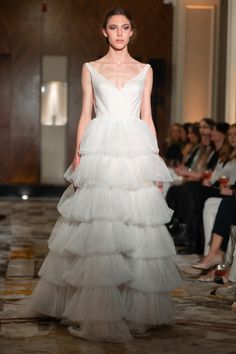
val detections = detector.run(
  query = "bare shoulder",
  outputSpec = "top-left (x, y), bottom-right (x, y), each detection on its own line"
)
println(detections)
top-left (81, 64), bottom-right (92, 84)
top-left (130, 59), bottom-right (151, 70)
top-left (88, 57), bottom-right (107, 69)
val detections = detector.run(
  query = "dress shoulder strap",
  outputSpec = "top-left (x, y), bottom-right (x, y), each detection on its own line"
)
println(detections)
top-left (141, 64), bottom-right (151, 79)
top-left (84, 62), bottom-right (93, 73)
top-left (144, 63), bottom-right (151, 72)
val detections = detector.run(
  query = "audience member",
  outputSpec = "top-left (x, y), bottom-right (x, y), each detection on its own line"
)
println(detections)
top-left (164, 123), bottom-right (183, 167)
top-left (181, 123), bottom-right (200, 168)
top-left (172, 118), bottom-right (216, 181)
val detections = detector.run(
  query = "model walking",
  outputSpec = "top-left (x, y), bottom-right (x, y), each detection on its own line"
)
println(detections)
top-left (30, 7), bottom-right (182, 342)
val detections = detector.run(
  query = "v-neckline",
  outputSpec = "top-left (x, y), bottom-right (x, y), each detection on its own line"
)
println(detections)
top-left (86, 63), bottom-right (148, 92)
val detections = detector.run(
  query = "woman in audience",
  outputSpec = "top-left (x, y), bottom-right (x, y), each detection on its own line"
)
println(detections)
top-left (162, 123), bottom-right (200, 197)
top-left (180, 123), bottom-right (200, 168)
top-left (180, 122), bottom-right (191, 150)
top-left (164, 123), bottom-right (183, 167)
top-left (174, 118), bottom-right (217, 181)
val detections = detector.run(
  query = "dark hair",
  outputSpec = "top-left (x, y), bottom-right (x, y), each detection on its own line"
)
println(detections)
top-left (181, 122), bottom-right (191, 134)
top-left (188, 123), bottom-right (200, 141)
top-left (101, 7), bottom-right (136, 30)
top-left (216, 123), bottom-right (233, 162)
top-left (227, 123), bottom-right (236, 160)
top-left (201, 117), bottom-right (215, 129)
top-left (215, 122), bottom-right (230, 135)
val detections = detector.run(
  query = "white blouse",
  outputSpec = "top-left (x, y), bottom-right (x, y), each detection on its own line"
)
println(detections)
top-left (210, 159), bottom-right (236, 185)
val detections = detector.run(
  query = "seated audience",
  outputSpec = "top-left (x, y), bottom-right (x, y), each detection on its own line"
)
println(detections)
top-left (167, 123), bottom-right (236, 254)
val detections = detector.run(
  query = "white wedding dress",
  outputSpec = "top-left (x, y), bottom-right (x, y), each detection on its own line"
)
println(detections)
top-left (30, 62), bottom-right (182, 342)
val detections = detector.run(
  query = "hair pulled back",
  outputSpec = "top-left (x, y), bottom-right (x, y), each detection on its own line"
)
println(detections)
top-left (101, 7), bottom-right (136, 30)
top-left (201, 117), bottom-right (215, 129)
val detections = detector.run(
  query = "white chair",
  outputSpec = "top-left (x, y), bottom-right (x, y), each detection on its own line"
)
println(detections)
top-left (228, 226), bottom-right (236, 282)
top-left (203, 198), bottom-right (222, 255)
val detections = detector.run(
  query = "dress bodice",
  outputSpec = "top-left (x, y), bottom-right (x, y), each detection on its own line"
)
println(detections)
top-left (79, 62), bottom-right (161, 157)
top-left (85, 62), bottom-right (150, 119)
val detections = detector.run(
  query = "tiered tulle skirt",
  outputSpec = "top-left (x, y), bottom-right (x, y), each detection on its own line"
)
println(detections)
top-left (30, 117), bottom-right (182, 342)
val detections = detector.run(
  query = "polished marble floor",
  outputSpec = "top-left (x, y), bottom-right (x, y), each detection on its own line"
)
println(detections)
top-left (0, 199), bottom-right (236, 354)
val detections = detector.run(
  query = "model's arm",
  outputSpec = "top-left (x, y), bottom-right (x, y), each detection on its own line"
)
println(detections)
top-left (141, 67), bottom-right (163, 191)
top-left (140, 67), bottom-right (156, 138)
top-left (72, 64), bottom-right (93, 170)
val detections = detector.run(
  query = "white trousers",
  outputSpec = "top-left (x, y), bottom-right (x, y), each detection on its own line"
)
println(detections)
top-left (203, 197), bottom-right (222, 256)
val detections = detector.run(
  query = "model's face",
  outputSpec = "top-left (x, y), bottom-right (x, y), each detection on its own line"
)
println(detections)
top-left (103, 15), bottom-right (133, 50)
top-left (227, 127), bottom-right (236, 148)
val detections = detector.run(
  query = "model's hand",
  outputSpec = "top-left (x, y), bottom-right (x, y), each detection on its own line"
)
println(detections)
top-left (72, 154), bottom-right (81, 171)
top-left (155, 181), bottom-right (163, 192)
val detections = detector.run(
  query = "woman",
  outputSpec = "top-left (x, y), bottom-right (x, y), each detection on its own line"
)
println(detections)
top-left (164, 123), bottom-right (183, 166)
top-left (29, 7), bottom-right (181, 343)
top-left (166, 123), bottom-right (201, 192)
top-left (180, 122), bottom-right (191, 149)
top-left (173, 118), bottom-right (216, 181)
top-left (174, 123), bottom-right (200, 175)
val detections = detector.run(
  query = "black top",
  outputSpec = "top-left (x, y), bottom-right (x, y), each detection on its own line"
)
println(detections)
top-left (164, 143), bottom-right (182, 166)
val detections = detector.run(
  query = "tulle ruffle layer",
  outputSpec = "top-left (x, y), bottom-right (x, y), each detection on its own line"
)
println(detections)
top-left (38, 250), bottom-right (180, 291)
top-left (39, 251), bottom-right (133, 287)
top-left (64, 153), bottom-right (173, 189)
top-left (47, 218), bottom-right (176, 259)
top-left (57, 184), bottom-right (173, 226)
top-left (124, 288), bottom-right (175, 324)
top-left (79, 116), bottom-right (159, 156)
top-left (70, 320), bottom-right (133, 342)
top-left (30, 279), bottom-right (176, 325)
top-left (29, 279), bottom-right (75, 318)
top-left (64, 287), bottom-right (128, 321)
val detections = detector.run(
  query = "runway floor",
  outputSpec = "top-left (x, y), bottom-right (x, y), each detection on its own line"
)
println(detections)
top-left (0, 199), bottom-right (236, 354)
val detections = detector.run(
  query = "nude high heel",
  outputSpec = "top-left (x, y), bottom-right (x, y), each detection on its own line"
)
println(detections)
top-left (192, 254), bottom-right (223, 270)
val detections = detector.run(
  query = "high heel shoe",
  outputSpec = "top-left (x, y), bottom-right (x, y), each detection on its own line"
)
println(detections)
top-left (192, 254), bottom-right (223, 270)
top-left (198, 274), bottom-right (215, 282)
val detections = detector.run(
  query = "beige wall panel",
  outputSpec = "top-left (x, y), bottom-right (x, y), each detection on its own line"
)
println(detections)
top-left (225, 0), bottom-right (236, 124)
top-left (40, 126), bottom-right (66, 185)
top-left (183, 5), bottom-right (215, 122)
